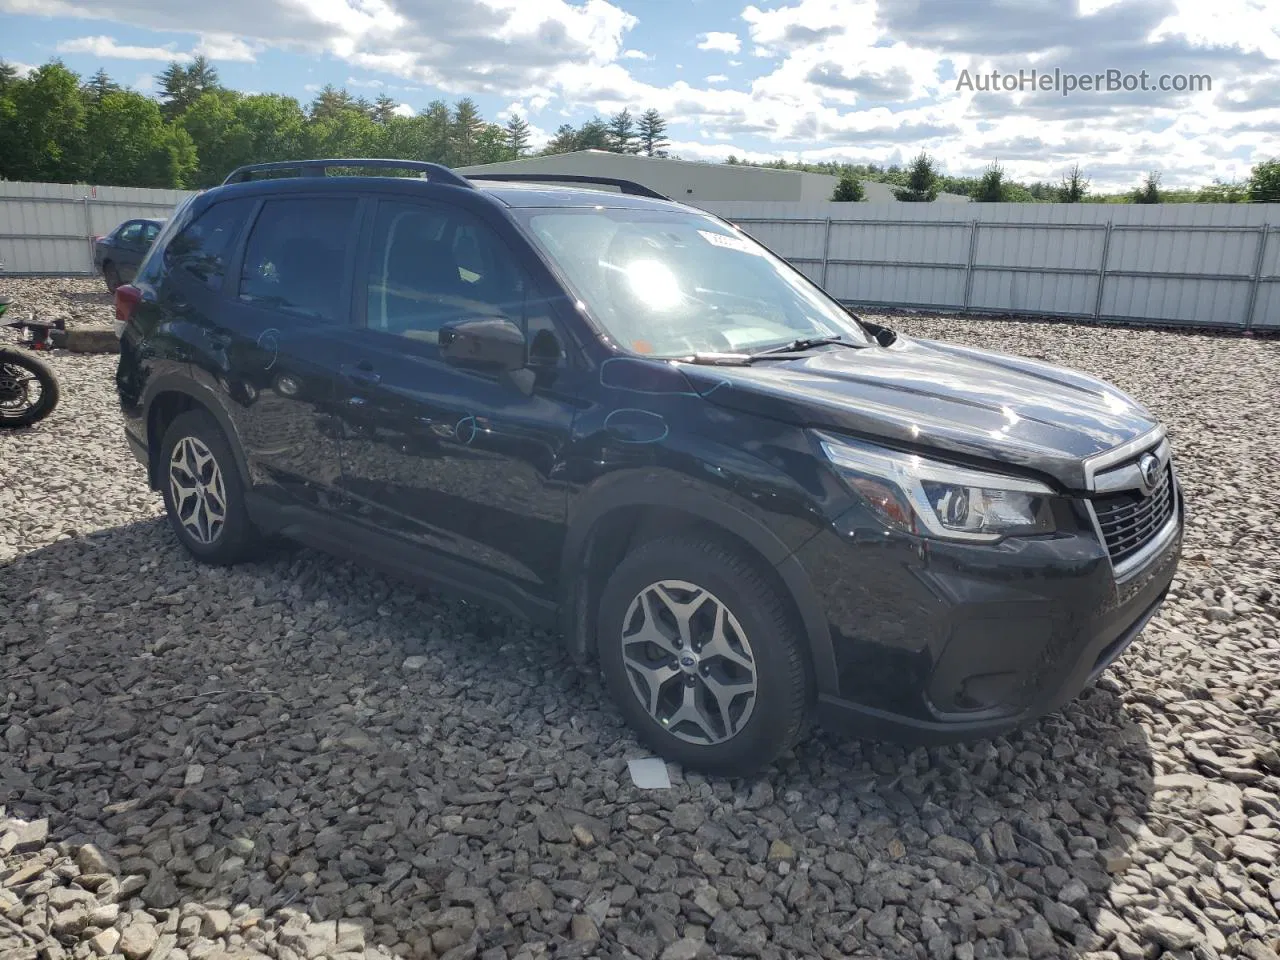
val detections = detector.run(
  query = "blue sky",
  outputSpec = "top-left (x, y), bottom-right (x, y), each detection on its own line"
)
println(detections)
top-left (2, 0), bottom-right (1278, 189)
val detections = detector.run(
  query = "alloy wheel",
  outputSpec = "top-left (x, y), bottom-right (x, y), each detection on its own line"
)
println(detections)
top-left (168, 436), bottom-right (228, 545)
top-left (620, 579), bottom-right (758, 745)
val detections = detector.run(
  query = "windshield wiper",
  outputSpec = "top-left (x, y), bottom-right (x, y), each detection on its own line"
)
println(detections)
top-left (745, 336), bottom-right (859, 361)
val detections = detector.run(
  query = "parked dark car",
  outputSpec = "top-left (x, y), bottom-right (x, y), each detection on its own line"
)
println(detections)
top-left (95, 218), bottom-right (164, 291)
top-left (114, 159), bottom-right (1182, 775)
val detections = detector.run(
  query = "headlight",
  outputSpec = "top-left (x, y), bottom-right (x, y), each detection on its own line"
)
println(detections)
top-left (818, 433), bottom-right (1058, 542)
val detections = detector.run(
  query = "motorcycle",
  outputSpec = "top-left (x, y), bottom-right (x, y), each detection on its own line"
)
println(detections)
top-left (0, 295), bottom-right (62, 428)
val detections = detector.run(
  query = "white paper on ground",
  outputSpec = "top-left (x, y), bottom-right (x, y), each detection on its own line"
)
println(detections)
top-left (627, 757), bottom-right (672, 790)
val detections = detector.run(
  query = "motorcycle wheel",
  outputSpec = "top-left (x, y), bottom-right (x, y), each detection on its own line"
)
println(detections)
top-left (0, 348), bottom-right (60, 428)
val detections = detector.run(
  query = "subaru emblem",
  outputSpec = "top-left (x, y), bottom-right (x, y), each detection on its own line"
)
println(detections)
top-left (1138, 453), bottom-right (1160, 493)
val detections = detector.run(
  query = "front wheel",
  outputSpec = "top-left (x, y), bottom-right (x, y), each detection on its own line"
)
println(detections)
top-left (158, 409), bottom-right (261, 565)
top-left (0, 348), bottom-right (60, 428)
top-left (597, 535), bottom-right (812, 777)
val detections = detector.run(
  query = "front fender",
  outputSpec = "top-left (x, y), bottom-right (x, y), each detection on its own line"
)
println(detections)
top-left (558, 467), bottom-right (841, 696)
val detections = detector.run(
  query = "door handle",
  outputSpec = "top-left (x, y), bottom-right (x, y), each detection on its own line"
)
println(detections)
top-left (340, 362), bottom-right (382, 386)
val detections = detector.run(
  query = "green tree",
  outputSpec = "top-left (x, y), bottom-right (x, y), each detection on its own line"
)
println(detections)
top-left (309, 84), bottom-right (356, 121)
top-left (179, 89), bottom-right (247, 185)
top-left (1059, 164), bottom-right (1089, 202)
top-left (84, 68), bottom-right (120, 104)
top-left (450, 98), bottom-right (484, 164)
top-left (1248, 158), bottom-right (1280, 202)
top-left (1197, 178), bottom-right (1248, 203)
top-left (0, 60), bottom-right (19, 94)
top-left (419, 100), bottom-right (452, 163)
top-left (504, 114), bottom-right (531, 158)
top-left (371, 93), bottom-right (399, 125)
top-left (85, 89), bottom-right (195, 186)
top-left (543, 123), bottom-right (578, 156)
top-left (0, 61), bottom-right (87, 183)
top-left (893, 151), bottom-right (940, 202)
top-left (974, 161), bottom-right (1007, 202)
top-left (831, 173), bottom-right (864, 201)
top-left (607, 109), bottom-right (638, 153)
top-left (1134, 170), bottom-right (1162, 204)
top-left (158, 56), bottom-right (220, 121)
top-left (638, 108), bottom-right (668, 157)
top-left (574, 116), bottom-right (611, 151)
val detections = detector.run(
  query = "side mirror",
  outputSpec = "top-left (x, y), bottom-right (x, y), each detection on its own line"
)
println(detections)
top-left (438, 316), bottom-right (527, 372)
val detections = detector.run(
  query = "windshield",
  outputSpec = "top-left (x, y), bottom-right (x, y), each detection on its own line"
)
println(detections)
top-left (513, 206), bottom-right (869, 358)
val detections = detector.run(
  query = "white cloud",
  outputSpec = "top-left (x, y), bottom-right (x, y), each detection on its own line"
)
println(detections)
top-left (697, 32), bottom-right (741, 54)
top-left (728, 59), bottom-right (742, 67)
top-left (392, 102), bottom-right (415, 117)
top-left (706, 74), bottom-right (728, 84)
top-left (132, 72), bottom-right (153, 91)
top-left (10, 61), bottom-right (36, 78)
top-left (56, 35), bottom-right (191, 61)
top-left (622, 49), bottom-right (651, 60)
top-left (193, 32), bottom-right (257, 61)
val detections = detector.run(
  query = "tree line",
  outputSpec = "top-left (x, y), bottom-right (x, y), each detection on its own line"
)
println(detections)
top-left (761, 152), bottom-right (1280, 203)
top-left (0, 57), bottom-right (675, 189)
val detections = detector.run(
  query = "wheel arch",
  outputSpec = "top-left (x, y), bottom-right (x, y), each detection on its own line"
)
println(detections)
top-left (142, 376), bottom-right (251, 493)
top-left (559, 473), bottom-right (838, 693)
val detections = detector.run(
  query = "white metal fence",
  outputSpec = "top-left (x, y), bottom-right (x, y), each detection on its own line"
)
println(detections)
top-left (699, 200), bottom-right (1280, 330)
top-left (2, 180), bottom-right (1278, 330)
top-left (0, 181), bottom-right (190, 276)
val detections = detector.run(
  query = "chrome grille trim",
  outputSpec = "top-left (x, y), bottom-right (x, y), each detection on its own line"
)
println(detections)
top-left (1085, 437), bottom-right (1180, 581)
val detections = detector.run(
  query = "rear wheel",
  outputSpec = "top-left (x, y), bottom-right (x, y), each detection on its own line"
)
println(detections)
top-left (159, 409), bottom-right (260, 565)
top-left (0, 348), bottom-right (60, 428)
top-left (103, 262), bottom-right (121, 293)
top-left (597, 535), bottom-right (811, 776)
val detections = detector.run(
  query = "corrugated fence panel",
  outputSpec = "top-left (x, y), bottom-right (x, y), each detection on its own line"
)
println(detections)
top-left (1255, 229), bottom-right (1280, 329)
top-left (0, 181), bottom-right (194, 275)
top-left (969, 270), bottom-right (1099, 317)
top-left (825, 263), bottom-right (966, 308)
top-left (1101, 276), bottom-right (1254, 327)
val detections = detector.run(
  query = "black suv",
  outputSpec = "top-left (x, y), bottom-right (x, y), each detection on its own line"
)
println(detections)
top-left (115, 159), bottom-right (1182, 776)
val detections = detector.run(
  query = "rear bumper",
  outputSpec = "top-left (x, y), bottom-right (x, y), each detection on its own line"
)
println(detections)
top-left (795, 485), bottom-right (1183, 745)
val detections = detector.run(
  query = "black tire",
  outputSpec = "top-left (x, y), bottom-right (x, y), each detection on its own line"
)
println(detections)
top-left (158, 409), bottom-right (260, 565)
top-left (0, 348), bottom-right (60, 429)
top-left (103, 262), bottom-right (121, 293)
top-left (597, 535), bottom-right (812, 777)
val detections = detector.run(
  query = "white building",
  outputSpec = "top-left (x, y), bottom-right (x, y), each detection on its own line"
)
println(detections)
top-left (458, 150), bottom-right (839, 205)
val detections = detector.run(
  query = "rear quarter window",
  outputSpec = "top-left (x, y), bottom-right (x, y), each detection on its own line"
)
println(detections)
top-left (163, 197), bottom-right (255, 290)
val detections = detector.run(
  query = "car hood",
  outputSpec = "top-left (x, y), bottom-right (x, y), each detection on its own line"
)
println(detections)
top-left (677, 335), bottom-right (1160, 490)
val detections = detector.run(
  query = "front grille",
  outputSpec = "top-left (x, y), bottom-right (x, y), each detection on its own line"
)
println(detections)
top-left (1091, 463), bottom-right (1175, 566)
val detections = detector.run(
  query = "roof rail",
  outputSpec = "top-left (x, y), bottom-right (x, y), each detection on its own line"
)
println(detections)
top-left (464, 173), bottom-right (671, 201)
top-left (222, 158), bottom-right (473, 187)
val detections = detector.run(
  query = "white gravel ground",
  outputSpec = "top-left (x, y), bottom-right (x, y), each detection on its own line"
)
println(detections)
top-left (2, 277), bottom-right (1279, 960)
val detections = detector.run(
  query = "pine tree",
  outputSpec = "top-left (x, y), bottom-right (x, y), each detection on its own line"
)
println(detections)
top-left (504, 114), bottom-right (531, 158)
top-left (638, 108), bottom-right (668, 157)
top-left (158, 61), bottom-right (194, 120)
top-left (974, 161), bottom-right (1007, 202)
top-left (575, 116), bottom-right (610, 151)
top-left (371, 94), bottom-right (398, 124)
top-left (186, 56), bottom-right (219, 95)
top-left (831, 173), bottom-right (864, 201)
top-left (607, 109), bottom-right (638, 153)
top-left (544, 124), bottom-right (578, 155)
top-left (309, 84), bottom-right (355, 121)
top-left (893, 152), bottom-right (940, 202)
top-left (451, 97), bottom-right (483, 164)
top-left (85, 68), bottom-right (120, 104)
top-left (0, 60), bottom-right (18, 94)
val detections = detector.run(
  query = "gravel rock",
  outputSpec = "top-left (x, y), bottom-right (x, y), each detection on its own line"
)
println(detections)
top-left (1, 289), bottom-right (1278, 960)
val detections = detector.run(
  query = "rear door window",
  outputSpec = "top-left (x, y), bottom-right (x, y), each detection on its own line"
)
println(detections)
top-left (238, 198), bottom-right (360, 324)
top-left (164, 198), bottom-right (255, 289)
top-left (117, 222), bottom-right (142, 245)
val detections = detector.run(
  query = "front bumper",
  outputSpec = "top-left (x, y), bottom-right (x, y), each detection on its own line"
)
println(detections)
top-left (797, 485), bottom-right (1182, 745)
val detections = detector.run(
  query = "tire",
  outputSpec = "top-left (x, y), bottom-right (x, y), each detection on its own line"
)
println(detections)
top-left (597, 535), bottom-right (812, 777)
top-left (0, 348), bottom-right (60, 429)
top-left (158, 409), bottom-right (260, 565)
top-left (103, 263), bottom-right (121, 293)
